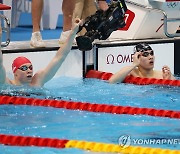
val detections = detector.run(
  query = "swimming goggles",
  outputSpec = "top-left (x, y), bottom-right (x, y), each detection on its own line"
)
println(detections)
top-left (18, 65), bottom-right (33, 71)
top-left (141, 50), bottom-right (154, 57)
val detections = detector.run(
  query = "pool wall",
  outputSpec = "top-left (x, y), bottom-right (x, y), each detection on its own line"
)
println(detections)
top-left (2, 47), bottom-right (83, 79)
top-left (2, 38), bottom-right (180, 78)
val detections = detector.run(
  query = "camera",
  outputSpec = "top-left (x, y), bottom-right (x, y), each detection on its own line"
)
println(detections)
top-left (76, 0), bottom-right (128, 51)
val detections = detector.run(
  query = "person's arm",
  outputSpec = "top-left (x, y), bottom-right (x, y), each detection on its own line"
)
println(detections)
top-left (109, 52), bottom-right (140, 84)
top-left (32, 18), bottom-right (83, 86)
top-left (0, 47), bottom-right (6, 84)
top-left (0, 26), bottom-right (7, 84)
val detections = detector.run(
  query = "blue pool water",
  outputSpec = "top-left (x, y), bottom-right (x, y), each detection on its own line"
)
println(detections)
top-left (0, 77), bottom-right (180, 153)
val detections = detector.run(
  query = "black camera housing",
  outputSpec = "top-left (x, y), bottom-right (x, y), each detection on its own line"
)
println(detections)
top-left (76, 0), bottom-right (128, 51)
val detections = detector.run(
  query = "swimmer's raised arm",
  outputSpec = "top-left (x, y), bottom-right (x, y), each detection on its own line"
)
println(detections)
top-left (31, 18), bottom-right (83, 86)
top-left (0, 28), bottom-right (6, 84)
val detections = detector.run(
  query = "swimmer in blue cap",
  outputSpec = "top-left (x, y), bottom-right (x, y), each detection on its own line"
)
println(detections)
top-left (109, 43), bottom-right (175, 84)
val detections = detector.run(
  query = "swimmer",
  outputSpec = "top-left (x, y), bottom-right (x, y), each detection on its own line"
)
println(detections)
top-left (0, 18), bottom-right (83, 87)
top-left (109, 43), bottom-right (175, 84)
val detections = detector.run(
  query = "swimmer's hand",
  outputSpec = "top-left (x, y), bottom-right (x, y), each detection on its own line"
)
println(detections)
top-left (162, 65), bottom-right (174, 80)
top-left (71, 18), bottom-right (83, 34)
top-left (132, 52), bottom-right (140, 67)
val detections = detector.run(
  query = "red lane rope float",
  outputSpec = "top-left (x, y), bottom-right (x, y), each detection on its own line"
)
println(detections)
top-left (0, 3), bottom-right (11, 10)
top-left (0, 96), bottom-right (180, 119)
top-left (1, 134), bottom-right (180, 153)
top-left (85, 70), bottom-right (180, 87)
top-left (0, 134), bottom-right (68, 148)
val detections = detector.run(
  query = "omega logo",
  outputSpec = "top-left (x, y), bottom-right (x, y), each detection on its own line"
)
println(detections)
top-left (106, 53), bottom-right (134, 64)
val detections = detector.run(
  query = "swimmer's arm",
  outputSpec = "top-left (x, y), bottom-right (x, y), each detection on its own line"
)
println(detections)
top-left (0, 48), bottom-right (6, 84)
top-left (0, 28), bottom-right (10, 84)
top-left (109, 52), bottom-right (140, 84)
top-left (109, 64), bottom-right (138, 84)
top-left (32, 19), bottom-right (82, 86)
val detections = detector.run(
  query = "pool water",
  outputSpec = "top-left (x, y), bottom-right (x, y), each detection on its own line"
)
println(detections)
top-left (0, 76), bottom-right (180, 153)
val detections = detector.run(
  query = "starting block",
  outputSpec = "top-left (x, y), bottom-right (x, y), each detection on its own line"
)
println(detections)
top-left (109, 0), bottom-right (180, 40)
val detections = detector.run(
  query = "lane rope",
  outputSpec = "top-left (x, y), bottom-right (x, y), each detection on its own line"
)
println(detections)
top-left (0, 134), bottom-right (179, 153)
top-left (0, 3), bottom-right (11, 10)
top-left (85, 70), bottom-right (180, 87)
top-left (0, 95), bottom-right (179, 119)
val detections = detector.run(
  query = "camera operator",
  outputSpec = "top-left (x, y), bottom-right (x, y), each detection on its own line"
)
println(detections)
top-left (73, 0), bottom-right (109, 36)
top-left (30, 0), bottom-right (109, 48)
top-left (76, 0), bottom-right (128, 51)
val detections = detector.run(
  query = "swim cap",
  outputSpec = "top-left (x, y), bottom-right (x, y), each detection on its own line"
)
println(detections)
top-left (134, 43), bottom-right (152, 53)
top-left (12, 56), bottom-right (32, 73)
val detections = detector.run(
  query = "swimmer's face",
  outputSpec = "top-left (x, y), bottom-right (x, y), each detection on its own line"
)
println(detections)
top-left (138, 50), bottom-right (155, 70)
top-left (14, 63), bottom-right (33, 84)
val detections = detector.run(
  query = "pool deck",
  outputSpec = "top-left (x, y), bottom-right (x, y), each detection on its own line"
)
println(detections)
top-left (1, 37), bottom-right (180, 53)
